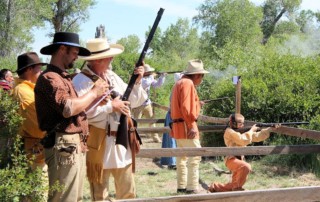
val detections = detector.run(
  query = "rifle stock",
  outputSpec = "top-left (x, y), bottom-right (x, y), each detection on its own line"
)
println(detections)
top-left (116, 8), bottom-right (165, 150)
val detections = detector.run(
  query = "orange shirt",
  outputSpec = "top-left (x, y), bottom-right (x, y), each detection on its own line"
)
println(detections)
top-left (170, 77), bottom-right (200, 139)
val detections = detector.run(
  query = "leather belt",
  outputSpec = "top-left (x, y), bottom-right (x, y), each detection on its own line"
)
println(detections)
top-left (172, 118), bottom-right (184, 123)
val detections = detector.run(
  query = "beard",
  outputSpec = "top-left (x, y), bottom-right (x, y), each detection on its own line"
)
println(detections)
top-left (66, 61), bottom-right (74, 69)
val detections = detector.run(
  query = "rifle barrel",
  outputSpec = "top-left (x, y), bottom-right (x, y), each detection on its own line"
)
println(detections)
top-left (202, 97), bottom-right (230, 103)
top-left (156, 71), bottom-right (182, 74)
top-left (256, 122), bottom-right (309, 127)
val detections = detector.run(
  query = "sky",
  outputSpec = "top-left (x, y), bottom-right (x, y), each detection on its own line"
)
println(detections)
top-left (31, 0), bottom-right (320, 58)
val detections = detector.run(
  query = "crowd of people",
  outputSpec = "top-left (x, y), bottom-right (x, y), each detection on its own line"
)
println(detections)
top-left (0, 31), bottom-right (276, 201)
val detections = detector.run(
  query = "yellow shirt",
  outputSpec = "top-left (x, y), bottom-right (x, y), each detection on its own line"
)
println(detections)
top-left (13, 78), bottom-right (45, 139)
top-left (224, 127), bottom-right (270, 160)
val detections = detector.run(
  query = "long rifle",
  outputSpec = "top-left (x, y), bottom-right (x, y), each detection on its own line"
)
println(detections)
top-left (202, 96), bottom-right (230, 104)
top-left (116, 8), bottom-right (165, 150)
top-left (235, 122), bottom-right (309, 133)
top-left (155, 71), bottom-right (182, 75)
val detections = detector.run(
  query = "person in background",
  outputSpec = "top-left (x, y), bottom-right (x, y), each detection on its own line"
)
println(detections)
top-left (208, 113), bottom-right (278, 192)
top-left (13, 52), bottom-right (47, 169)
top-left (12, 52), bottom-right (48, 200)
top-left (72, 38), bottom-right (147, 200)
top-left (34, 32), bottom-right (108, 202)
top-left (170, 59), bottom-right (209, 194)
top-left (131, 64), bottom-right (166, 143)
top-left (0, 69), bottom-right (14, 91)
top-left (160, 73), bottom-right (182, 170)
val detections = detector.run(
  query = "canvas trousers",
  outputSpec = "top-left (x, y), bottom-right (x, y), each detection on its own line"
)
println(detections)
top-left (89, 163), bottom-right (135, 201)
top-left (131, 103), bottom-right (160, 142)
top-left (176, 139), bottom-right (201, 191)
top-left (210, 157), bottom-right (251, 192)
top-left (44, 132), bottom-right (86, 202)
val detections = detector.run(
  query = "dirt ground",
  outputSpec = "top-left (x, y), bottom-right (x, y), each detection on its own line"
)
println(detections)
top-left (137, 134), bottom-right (209, 194)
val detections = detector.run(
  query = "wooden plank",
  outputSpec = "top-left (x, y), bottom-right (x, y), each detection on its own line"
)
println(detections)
top-left (115, 186), bottom-right (320, 202)
top-left (137, 145), bottom-right (320, 158)
top-left (197, 115), bottom-right (229, 124)
top-left (137, 125), bottom-right (226, 134)
top-left (152, 102), bottom-right (169, 111)
top-left (272, 126), bottom-right (320, 141)
top-left (152, 102), bottom-right (320, 140)
top-left (135, 118), bottom-right (165, 124)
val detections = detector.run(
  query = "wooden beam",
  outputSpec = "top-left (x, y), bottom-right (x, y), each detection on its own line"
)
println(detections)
top-left (272, 126), bottom-right (320, 141)
top-left (115, 186), bottom-right (320, 202)
top-left (152, 102), bottom-right (169, 111)
top-left (137, 145), bottom-right (320, 158)
top-left (137, 125), bottom-right (226, 134)
top-left (235, 77), bottom-right (241, 113)
top-left (135, 118), bottom-right (165, 124)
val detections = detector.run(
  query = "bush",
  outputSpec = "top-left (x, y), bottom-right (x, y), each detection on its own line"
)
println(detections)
top-left (0, 90), bottom-right (48, 201)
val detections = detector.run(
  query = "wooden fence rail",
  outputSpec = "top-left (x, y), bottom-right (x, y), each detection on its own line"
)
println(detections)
top-left (137, 144), bottom-right (320, 158)
top-left (116, 186), bottom-right (320, 202)
top-left (122, 103), bottom-right (320, 202)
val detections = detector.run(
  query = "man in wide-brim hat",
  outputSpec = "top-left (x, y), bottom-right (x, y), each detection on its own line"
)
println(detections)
top-left (34, 32), bottom-right (109, 202)
top-left (170, 59), bottom-right (209, 194)
top-left (12, 51), bottom-right (48, 198)
top-left (72, 37), bottom-right (147, 200)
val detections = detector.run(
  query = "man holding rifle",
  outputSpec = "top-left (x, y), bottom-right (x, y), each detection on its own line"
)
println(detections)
top-left (208, 113), bottom-right (279, 192)
top-left (72, 38), bottom-right (147, 200)
top-left (132, 63), bottom-right (167, 143)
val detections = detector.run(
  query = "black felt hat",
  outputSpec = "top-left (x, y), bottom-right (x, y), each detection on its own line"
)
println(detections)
top-left (40, 32), bottom-right (91, 56)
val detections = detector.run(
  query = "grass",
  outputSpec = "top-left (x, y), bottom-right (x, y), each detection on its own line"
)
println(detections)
top-left (82, 137), bottom-right (320, 200)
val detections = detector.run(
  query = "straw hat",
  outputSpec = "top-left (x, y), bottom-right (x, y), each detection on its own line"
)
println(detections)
top-left (144, 64), bottom-right (155, 73)
top-left (16, 52), bottom-right (47, 73)
top-left (182, 59), bottom-right (209, 75)
top-left (40, 32), bottom-right (90, 56)
top-left (81, 38), bottom-right (124, 61)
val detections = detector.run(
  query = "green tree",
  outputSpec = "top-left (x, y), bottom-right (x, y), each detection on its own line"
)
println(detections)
top-left (0, 0), bottom-right (53, 57)
top-left (112, 35), bottom-right (141, 83)
top-left (43, 0), bottom-right (96, 34)
top-left (260, 0), bottom-right (302, 45)
top-left (194, 0), bottom-right (263, 69)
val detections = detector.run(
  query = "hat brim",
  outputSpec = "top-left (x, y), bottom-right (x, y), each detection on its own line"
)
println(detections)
top-left (40, 43), bottom-right (91, 56)
top-left (16, 62), bottom-right (47, 73)
top-left (146, 67), bottom-right (155, 73)
top-left (182, 70), bottom-right (210, 75)
top-left (80, 44), bottom-right (124, 61)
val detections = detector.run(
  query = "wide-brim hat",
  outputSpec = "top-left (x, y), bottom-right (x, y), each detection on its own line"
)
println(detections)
top-left (144, 64), bottom-right (155, 73)
top-left (182, 59), bottom-right (209, 75)
top-left (80, 38), bottom-right (124, 61)
top-left (16, 52), bottom-right (47, 73)
top-left (40, 32), bottom-right (91, 56)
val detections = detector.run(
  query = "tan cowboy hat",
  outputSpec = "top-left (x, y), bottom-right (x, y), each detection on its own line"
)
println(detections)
top-left (144, 64), bottom-right (155, 73)
top-left (182, 59), bottom-right (209, 75)
top-left (81, 38), bottom-right (124, 61)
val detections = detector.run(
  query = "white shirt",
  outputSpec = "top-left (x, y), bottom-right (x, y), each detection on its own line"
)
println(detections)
top-left (72, 66), bottom-right (147, 169)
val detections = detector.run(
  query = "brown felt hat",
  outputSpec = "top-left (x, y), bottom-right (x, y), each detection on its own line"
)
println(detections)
top-left (16, 52), bottom-right (47, 73)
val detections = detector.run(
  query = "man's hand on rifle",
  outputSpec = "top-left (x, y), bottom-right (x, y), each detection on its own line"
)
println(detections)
top-left (134, 65), bottom-right (145, 84)
top-left (112, 96), bottom-right (131, 117)
top-left (92, 79), bottom-right (109, 98)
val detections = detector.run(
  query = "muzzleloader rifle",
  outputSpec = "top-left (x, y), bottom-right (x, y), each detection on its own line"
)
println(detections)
top-left (115, 8), bottom-right (165, 172)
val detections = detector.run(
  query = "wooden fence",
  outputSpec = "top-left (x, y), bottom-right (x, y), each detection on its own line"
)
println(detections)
top-left (116, 103), bottom-right (320, 202)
